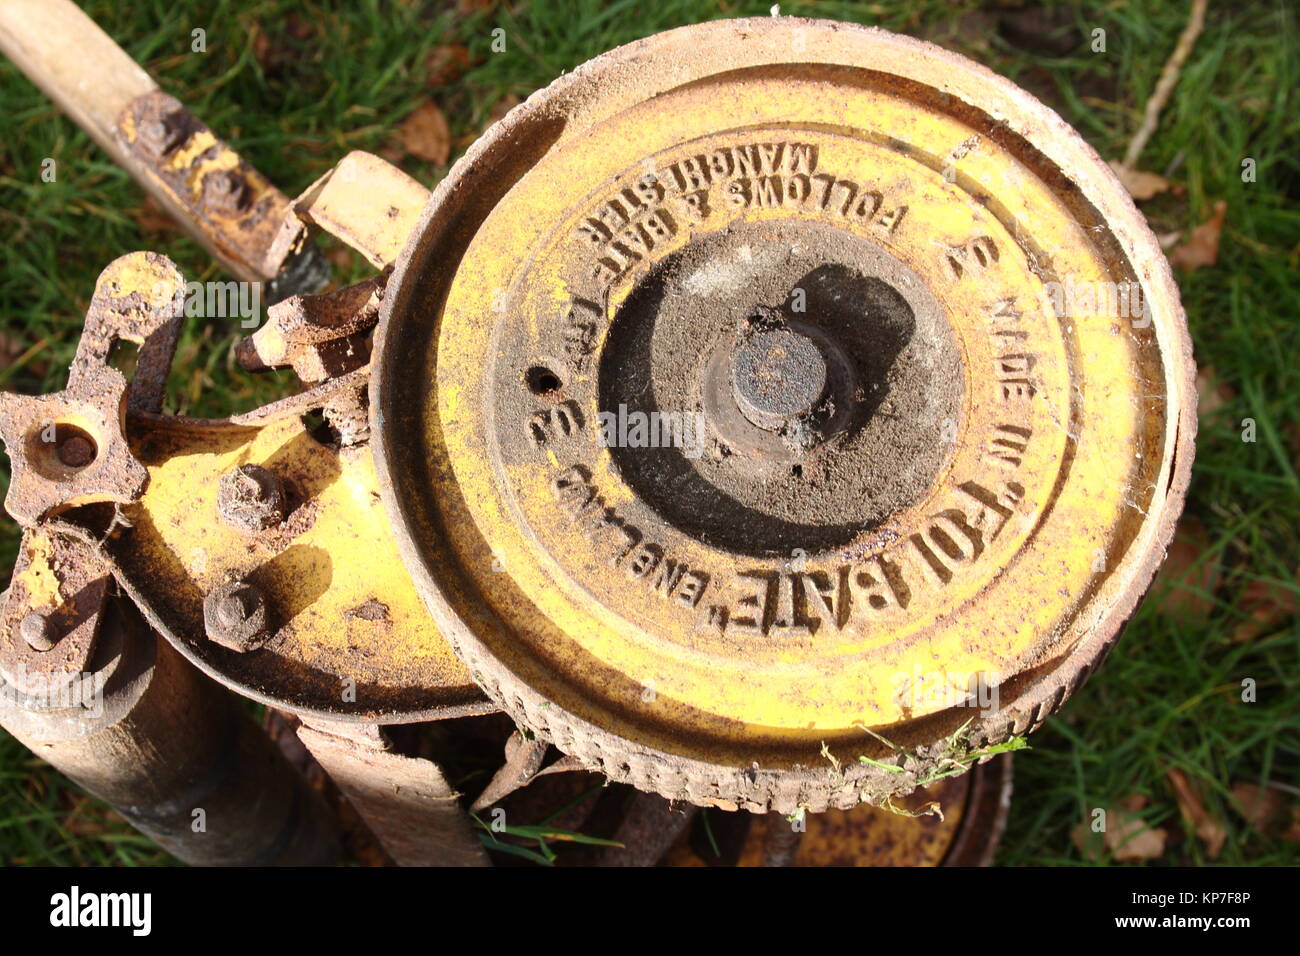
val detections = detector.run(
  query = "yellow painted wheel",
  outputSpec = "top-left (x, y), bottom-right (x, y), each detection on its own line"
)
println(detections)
top-left (372, 19), bottom-right (1195, 812)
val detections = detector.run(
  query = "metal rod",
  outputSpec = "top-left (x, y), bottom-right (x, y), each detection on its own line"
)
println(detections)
top-left (0, 597), bottom-right (342, 866)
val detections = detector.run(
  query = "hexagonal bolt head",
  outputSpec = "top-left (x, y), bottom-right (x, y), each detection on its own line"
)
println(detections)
top-left (217, 464), bottom-right (288, 532)
top-left (19, 610), bottom-right (58, 652)
top-left (203, 581), bottom-right (271, 652)
top-left (136, 111), bottom-right (188, 156)
top-left (203, 169), bottom-right (252, 213)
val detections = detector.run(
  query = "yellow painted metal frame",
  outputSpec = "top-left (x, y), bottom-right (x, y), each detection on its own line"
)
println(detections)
top-left (115, 413), bottom-right (484, 720)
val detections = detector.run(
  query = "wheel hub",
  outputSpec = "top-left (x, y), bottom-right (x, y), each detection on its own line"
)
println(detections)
top-left (371, 19), bottom-right (1195, 813)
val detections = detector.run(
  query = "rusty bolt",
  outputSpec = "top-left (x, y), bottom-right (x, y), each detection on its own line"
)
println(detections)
top-left (137, 110), bottom-right (188, 156)
top-left (56, 434), bottom-right (96, 468)
top-left (203, 169), bottom-right (252, 213)
top-left (18, 610), bottom-right (58, 652)
top-left (217, 464), bottom-right (287, 532)
top-left (203, 580), bottom-right (271, 652)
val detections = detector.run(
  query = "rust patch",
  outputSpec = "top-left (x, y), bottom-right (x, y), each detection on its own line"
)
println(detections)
top-left (0, 532), bottom-right (110, 696)
top-left (117, 91), bottom-right (292, 280)
top-left (0, 252), bottom-right (183, 526)
top-left (346, 599), bottom-right (391, 623)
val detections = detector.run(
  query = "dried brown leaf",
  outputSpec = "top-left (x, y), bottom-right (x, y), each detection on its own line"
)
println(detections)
top-left (250, 22), bottom-right (270, 69)
top-left (1232, 578), bottom-right (1297, 643)
top-left (425, 45), bottom-right (473, 87)
top-left (1109, 161), bottom-right (1170, 201)
top-left (1118, 793), bottom-right (1149, 812)
top-left (1284, 809), bottom-right (1300, 844)
top-left (1108, 810), bottom-right (1168, 861)
top-left (250, 15), bottom-right (314, 73)
top-left (1166, 768), bottom-right (1226, 858)
top-left (1150, 516), bottom-right (1220, 621)
top-left (284, 13), bottom-right (313, 41)
top-left (1070, 820), bottom-right (1098, 858)
top-left (1230, 782), bottom-right (1285, 833)
top-left (1072, 804), bottom-right (1167, 862)
top-left (0, 331), bottom-right (23, 364)
top-left (398, 101), bottom-right (452, 165)
top-left (1171, 200), bottom-right (1227, 272)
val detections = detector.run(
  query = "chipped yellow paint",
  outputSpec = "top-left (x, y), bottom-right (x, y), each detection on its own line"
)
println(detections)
top-left (184, 148), bottom-right (242, 198)
top-left (294, 151), bottom-right (429, 268)
top-left (169, 130), bottom-right (217, 170)
top-left (98, 251), bottom-right (179, 302)
top-left (11, 533), bottom-right (62, 610)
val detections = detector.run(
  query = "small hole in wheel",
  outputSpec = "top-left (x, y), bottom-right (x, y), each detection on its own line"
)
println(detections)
top-left (791, 464), bottom-right (803, 478)
top-left (525, 366), bottom-right (562, 396)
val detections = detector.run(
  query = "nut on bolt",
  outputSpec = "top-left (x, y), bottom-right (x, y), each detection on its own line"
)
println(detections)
top-left (217, 464), bottom-right (287, 532)
top-left (136, 109), bottom-right (188, 156)
top-left (56, 433), bottom-right (96, 468)
top-left (203, 580), bottom-right (271, 652)
top-left (203, 169), bottom-right (252, 213)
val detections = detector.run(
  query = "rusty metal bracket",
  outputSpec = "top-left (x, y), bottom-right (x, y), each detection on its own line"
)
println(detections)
top-left (0, 2), bottom-right (324, 293)
top-left (104, 412), bottom-right (491, 723)
top-left (0, 246), bottom-right (484, 724)
top-left (0, 252), bottom-right (183, 526)
top-left (234, 271), bottom-right (390, 445)
top-left (237, 272), bottom-right (387, 385)
top-left (470, 729), bottom-right (550, 811)
top-left (116, 91), bottom-right (295, 282)
top-left (266, 151), bottom-right (430, 271)
top-left (0, 530), bottom-right (111, 700)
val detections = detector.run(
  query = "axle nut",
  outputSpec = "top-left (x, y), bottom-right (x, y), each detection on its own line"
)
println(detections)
top-left (203, 580), bottom-right (271, 652)
top-left (732, 327), bottom-right (829, 431)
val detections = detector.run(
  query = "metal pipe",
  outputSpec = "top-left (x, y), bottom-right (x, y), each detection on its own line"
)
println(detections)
top-left (0, 596), bottom-right (341, 866)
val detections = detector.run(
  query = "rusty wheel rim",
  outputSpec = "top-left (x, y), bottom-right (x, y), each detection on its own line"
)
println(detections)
top-left (372, 19), bottom-right (1195, 812)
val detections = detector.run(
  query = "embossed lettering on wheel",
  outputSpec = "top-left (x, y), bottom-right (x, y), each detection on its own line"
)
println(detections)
top-left (371, 19), bottom-right (1195, 812)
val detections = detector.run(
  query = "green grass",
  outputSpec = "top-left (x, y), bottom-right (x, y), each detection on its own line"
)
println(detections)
top-left (1, 0), bottom-right (1296, 865)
